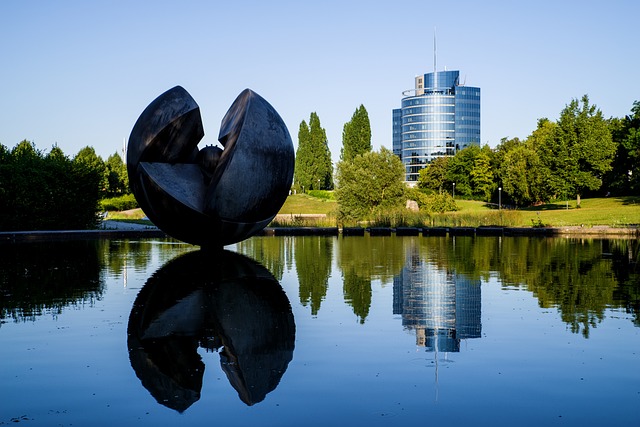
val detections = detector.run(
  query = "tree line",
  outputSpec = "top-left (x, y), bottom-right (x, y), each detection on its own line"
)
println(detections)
top-left (0, 140), bottom-right (129, 230)
top-left (295, 105), bottom-right (417, 222)
top-left (294, 95), bottom-right (639, 222)
top-left (419, 96), bottom-right (639, 207)
top-left (2, 94), bottom-right (637, 230)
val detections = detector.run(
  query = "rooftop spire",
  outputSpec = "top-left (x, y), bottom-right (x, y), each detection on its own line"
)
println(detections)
top-left (433, 27), bottom-right (437, 89)
top-left (434, 27), bottom-right (437, 74)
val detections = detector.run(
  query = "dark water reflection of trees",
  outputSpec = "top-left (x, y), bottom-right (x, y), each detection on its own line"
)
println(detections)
top-left (239, 236), bottom-right (640, 336)
top-left (0, 240), bottom-right (104, 324)
top-left (0, 238), bottom-right (191, 326)
top-left (1, 236), bottom-right (638, 336)
top-left (428, 236), bottom-right (640, 336)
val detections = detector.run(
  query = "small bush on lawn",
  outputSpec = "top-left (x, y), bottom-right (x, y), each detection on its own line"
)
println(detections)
top-left (307, 190), bottom-right (335, 200)
top-left (100, 194), bottom-right (138, 211)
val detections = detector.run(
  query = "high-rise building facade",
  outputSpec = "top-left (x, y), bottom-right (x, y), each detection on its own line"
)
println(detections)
top-left (393, 70), bottom-right (480, 182)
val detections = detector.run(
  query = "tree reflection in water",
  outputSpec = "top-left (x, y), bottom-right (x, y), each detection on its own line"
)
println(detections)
top-left (239, 236), bottom-right (640, 337)
top-left (0, 240), bottom-right (104, 325)
top-left (127, 250), bottom-right (295, 411)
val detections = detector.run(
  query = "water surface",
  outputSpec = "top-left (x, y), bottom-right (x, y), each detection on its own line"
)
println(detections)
top-left (1, 236), bottom-right (638, 426)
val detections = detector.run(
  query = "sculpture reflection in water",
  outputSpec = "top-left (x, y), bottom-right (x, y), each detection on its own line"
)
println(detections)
top-left (127, 250), bottom-right (295, 411)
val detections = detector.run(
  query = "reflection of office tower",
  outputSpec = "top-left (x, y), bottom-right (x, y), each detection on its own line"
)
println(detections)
top-left (394, 247), bottom-right (481, 352)
top-left (455, 273), bottom-right (481, 340)
top-left (393, 275), bottom-right (404, 315)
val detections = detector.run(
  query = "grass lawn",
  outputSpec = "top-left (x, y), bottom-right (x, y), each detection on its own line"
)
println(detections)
top-left (276, 195), bottom-right (639, 227)
top-left (453, 199), bottom-right (491, 212)
top-left (275, 195), bottom-right (640, 227)
top-left (105, 195), bottom-right (640, 228)
top-left (106, 208), bottom-right (146, 220)
top-left (450, 196), bottom-right (640, 227)
top-left (519, 196), bottom-right (640, 227)
top-left (278, 193), bottom-right (337, 215)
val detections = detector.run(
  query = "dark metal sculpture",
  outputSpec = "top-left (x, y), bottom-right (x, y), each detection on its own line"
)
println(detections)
top-left (128, 87), bottom-right (294, 246)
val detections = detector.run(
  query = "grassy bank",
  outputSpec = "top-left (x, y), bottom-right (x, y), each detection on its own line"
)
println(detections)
top-left (274, 195), bottom-right (640, 228)
top-left (278, 193), bottom-right (337, 215)
top-left (106, 195), bottom-right (640, 228)
top-left (519, 197), bottom-right (640, 227)
top-left (387, 197), bottom-right (640, 228)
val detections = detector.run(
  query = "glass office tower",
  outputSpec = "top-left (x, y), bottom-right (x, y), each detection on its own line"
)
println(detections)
top-left (393, 70), bottom-right (480, 182)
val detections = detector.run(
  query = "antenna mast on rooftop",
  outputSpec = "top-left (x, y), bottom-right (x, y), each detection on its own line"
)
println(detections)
top-left (434, 27), bottom-right (437, 73)
top-left (433, 27), bottom-right (438, 89)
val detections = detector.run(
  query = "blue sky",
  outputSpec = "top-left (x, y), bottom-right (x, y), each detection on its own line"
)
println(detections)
top-left (1, 0), bottom-right (638, 163)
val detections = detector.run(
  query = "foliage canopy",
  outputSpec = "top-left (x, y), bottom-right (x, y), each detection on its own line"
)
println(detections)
top-left (0, 141), bottom-right (103, 230)
top-left (335, 147), bottom-right (405, 221)
top-left (340, 104), bottom-right (372, 162)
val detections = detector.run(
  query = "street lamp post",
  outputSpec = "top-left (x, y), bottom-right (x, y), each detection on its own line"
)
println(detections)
top-left (452, 182), bottom-right (455, 199)
top-left (498, 187), bottom-right (502, 210)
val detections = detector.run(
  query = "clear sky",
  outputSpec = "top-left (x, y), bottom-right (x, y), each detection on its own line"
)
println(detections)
top-left (1, 0), bottom-right (638, 164)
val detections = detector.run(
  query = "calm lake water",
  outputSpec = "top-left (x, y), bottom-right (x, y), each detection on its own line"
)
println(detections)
top-left (0, 235), bottom-right (638, 426)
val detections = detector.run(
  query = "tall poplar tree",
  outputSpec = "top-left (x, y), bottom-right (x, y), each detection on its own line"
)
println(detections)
top-left (341, 104), bottom-right (372, 162)
top-left (294, 112), bottom-right (333, 191)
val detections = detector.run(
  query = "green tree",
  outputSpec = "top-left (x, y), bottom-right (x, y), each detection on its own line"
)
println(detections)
top-left (294, 113), bottom-right (333, 191)
top-left (501, 143), bottom-right (543, 206)
top-left (335, 147), bottom-right (405, 221)
top-left (72, 146), bottom-right (105, 227)
top-left (603, 101), bottom-right (640, 195)
top-left (470, 147), bottom-right (494, 201)
top-left (105, 152), bottom-right (128, 198)
top-left (74, 146), bottom-right (108, 197)
top-left (417, 156), bottom-right (449, 193)
top-left (340, 104), bottom-right (371, 162)
top-left (525, 118), bottom-right (558, 202)
top-left (446, 145), bottom-right (481, 197)
top-left (0, 141), bottom-right (103, 230)
top-left (538, 95), bottom-right (615, 207)
top-left (493, 137), bottom-right (522, 168)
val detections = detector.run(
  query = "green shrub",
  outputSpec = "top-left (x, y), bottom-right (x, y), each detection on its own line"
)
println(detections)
top-left (406, 188), bottom-right (458, 213)
top-left (307, 190), bottom-right (335, 200)
top-left (100, 194), bottom-right (138, 211)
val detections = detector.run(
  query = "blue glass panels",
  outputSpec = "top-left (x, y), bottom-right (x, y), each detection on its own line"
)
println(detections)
top-left (392, 108), bottom-right (402, 159)
top-left (454, 87), bottom-right (481, 150)
top-left (395, 70), bottom-right (480, 181)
